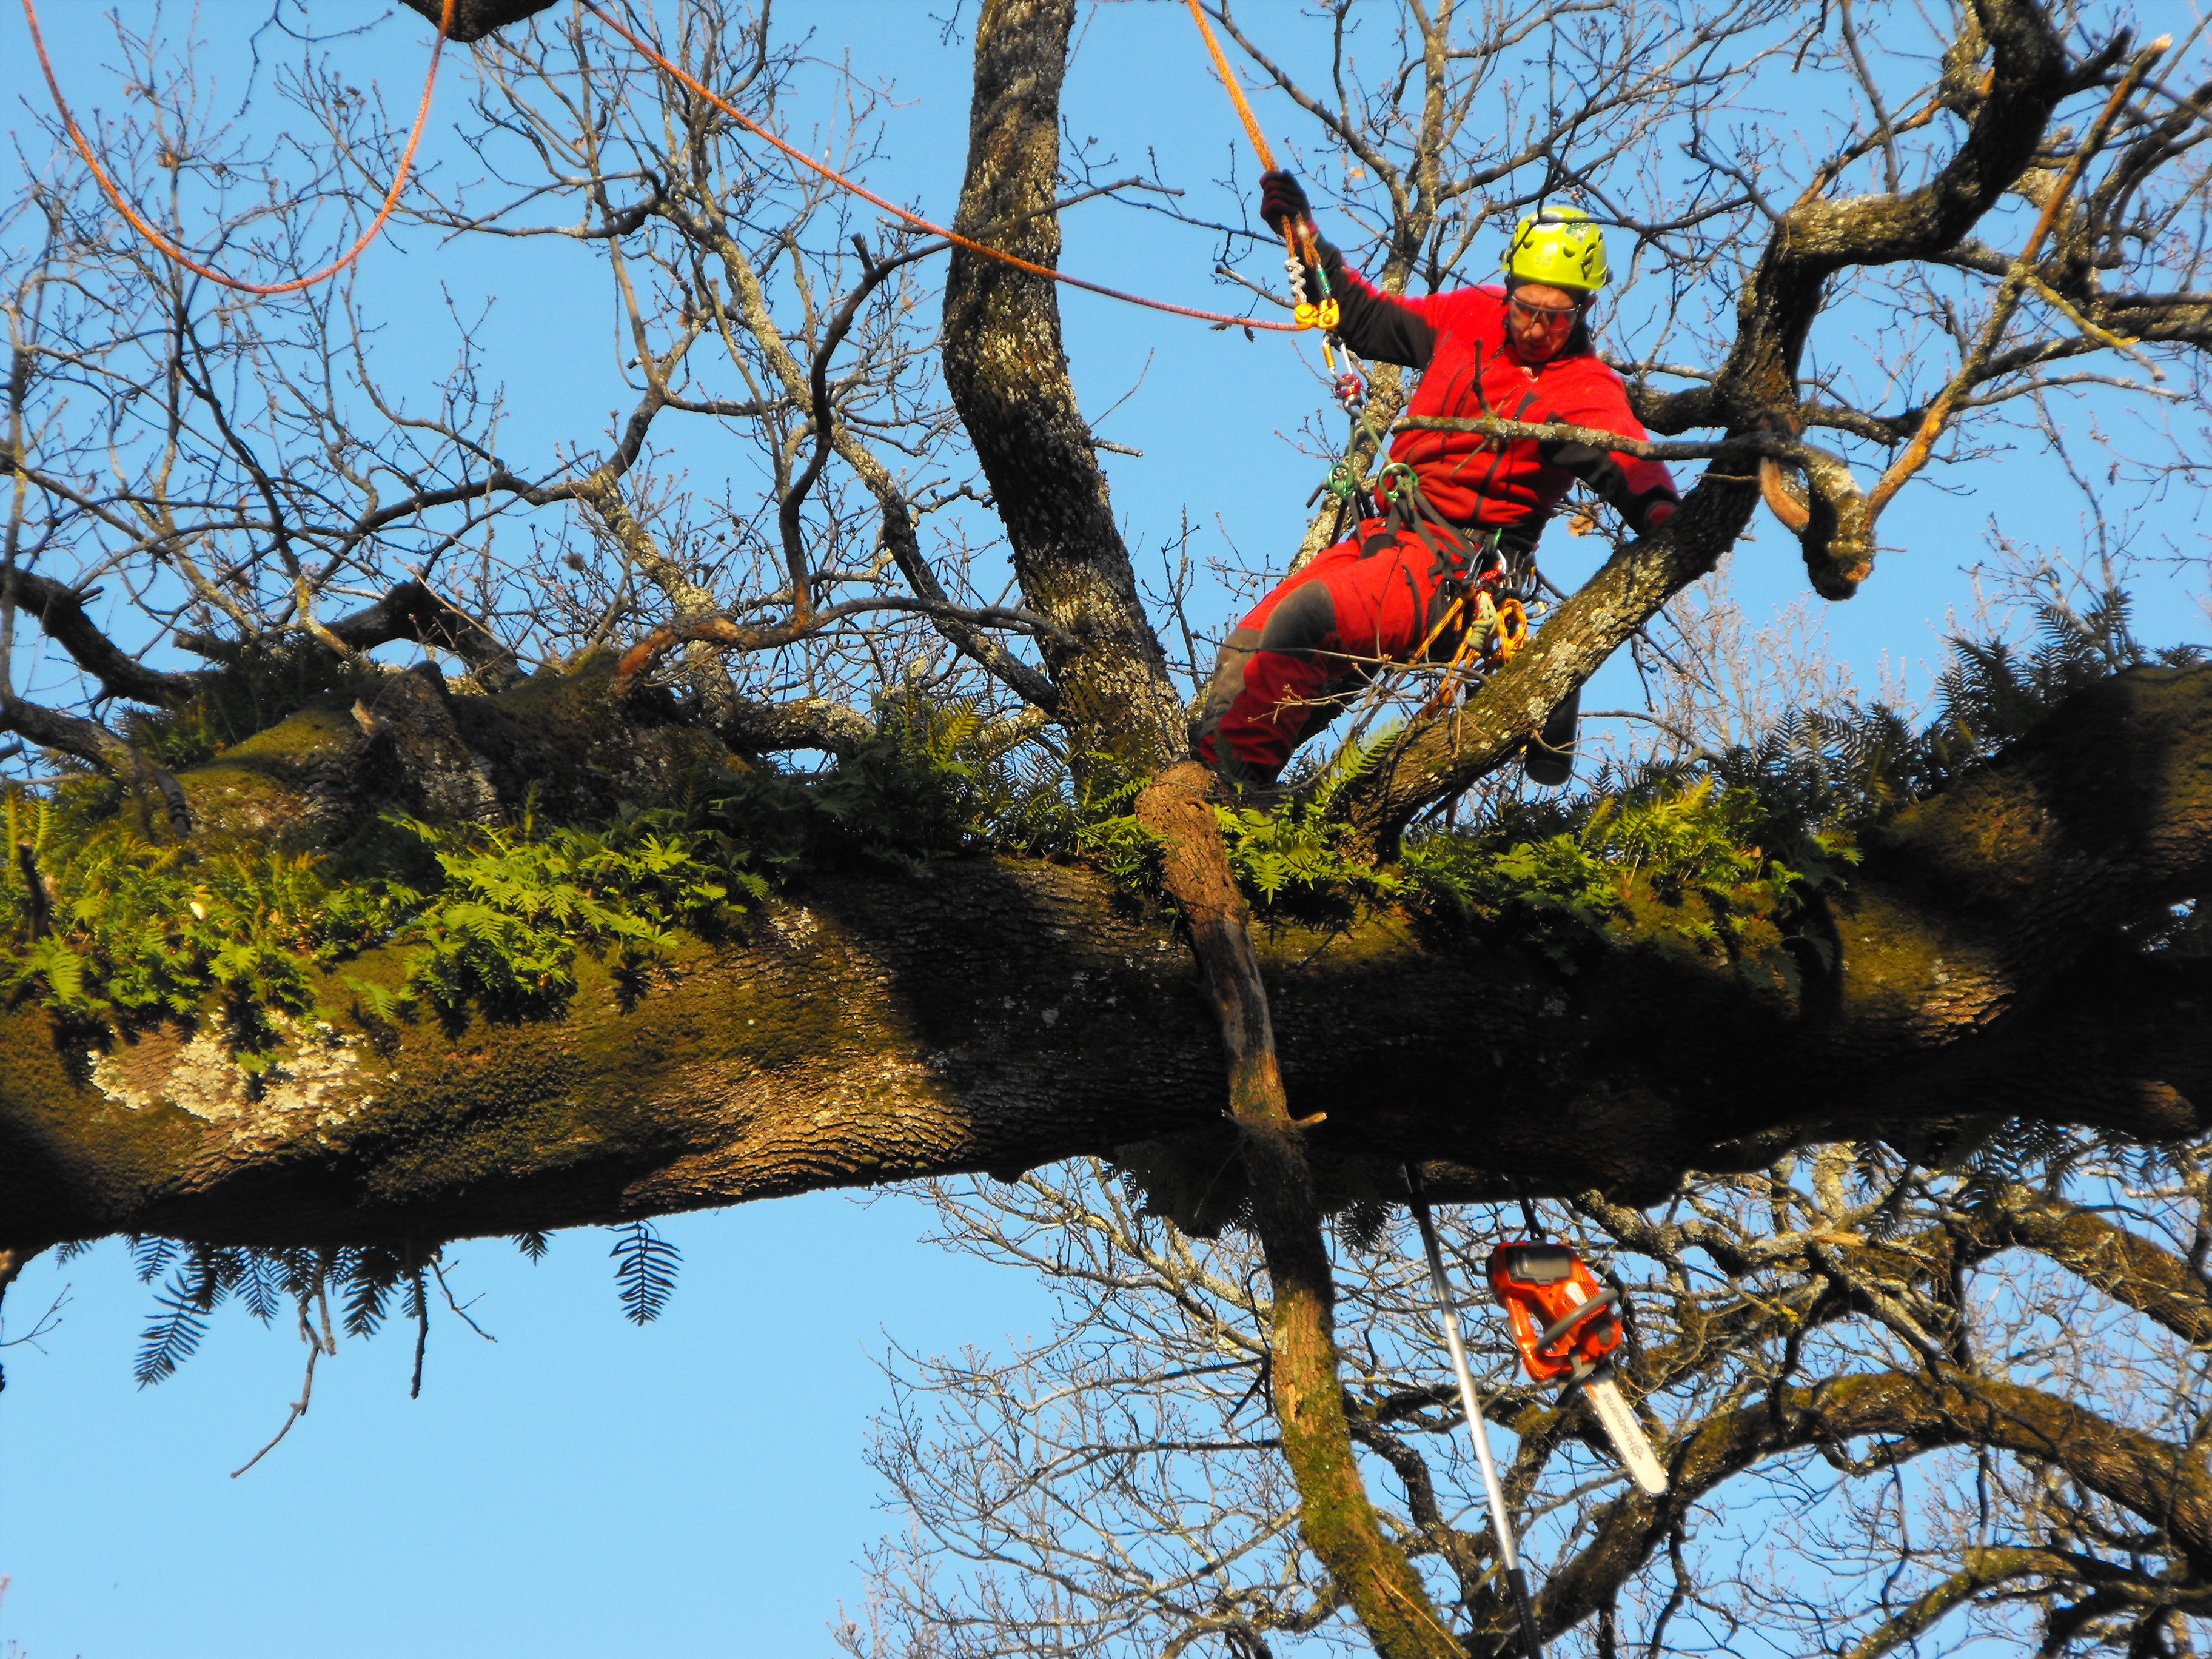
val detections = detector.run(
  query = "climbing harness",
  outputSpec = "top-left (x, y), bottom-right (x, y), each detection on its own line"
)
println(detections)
top-left (22, 0), bottom-right (455, 296)
top-left (1362, 462), bottom-right (1538, 720)
top-left (1305, 374), bottom-right (1388, 539)
top-left (1488, 1204), bottom-right (1669, 1497)
top-left (1405, 1164), bottom-right (1547, 1659)
top-left (1297, 454), bottom-right (1543, 754)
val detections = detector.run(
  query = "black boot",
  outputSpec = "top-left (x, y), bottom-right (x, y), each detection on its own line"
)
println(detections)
top-left (1523, 685), bottom-right (1580, 786)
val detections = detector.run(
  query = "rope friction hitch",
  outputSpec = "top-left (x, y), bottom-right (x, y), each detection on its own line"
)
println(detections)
top-left (1488, 1238), bottom-right (1669, 1497)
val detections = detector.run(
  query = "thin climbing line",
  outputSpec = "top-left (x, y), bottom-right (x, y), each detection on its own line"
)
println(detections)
top-left (21, 0), bottom-right (454, 296)
top-left (581, 1), bottom-right (1303, 334)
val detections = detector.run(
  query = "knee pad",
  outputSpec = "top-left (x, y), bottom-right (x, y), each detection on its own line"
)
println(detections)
top-left (1191, 626), bottom-right (1262, 761)
top-left (1255, 580), bottom-right (1338, 655)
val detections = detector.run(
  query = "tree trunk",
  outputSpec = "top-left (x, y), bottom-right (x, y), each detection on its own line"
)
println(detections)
top-left (942, 0), bottom-right (1187, 773)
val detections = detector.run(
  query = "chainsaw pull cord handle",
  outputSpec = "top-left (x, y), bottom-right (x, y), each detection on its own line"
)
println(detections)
top-left (1403, 1165), bottom-right (1548, 1659)
top-left (1536, 1283), bottom-right (1621, 1355)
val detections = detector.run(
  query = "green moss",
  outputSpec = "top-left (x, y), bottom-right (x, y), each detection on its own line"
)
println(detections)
top-left (0, 665), bottom-right (1094, 1084)
top-left (0, 779), bottom-right (768, 1066)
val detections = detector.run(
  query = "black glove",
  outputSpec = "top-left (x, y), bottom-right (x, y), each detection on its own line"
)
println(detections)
top-left (1258, 170), bottom-right (1312, 238)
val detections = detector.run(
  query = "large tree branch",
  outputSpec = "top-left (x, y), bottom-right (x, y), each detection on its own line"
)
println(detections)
top-left (1711, 0), bottom-right (2094, 421)
top-left (1, 572), bottom-right (199, 706)
top-left (1982, 1187), bottom-right (2212, 1347)
top-left (1328, 461), bottom-right (1764, 853)
top-left (1866, 666), bottom-right (2212, 992)
top-left (717, 693), bottom-right (873, 757)
top-left (0, 688), bottom-right (191, 834)
top-left (324, 581), bottom-right (525, 691)
top-left (6, 665), bottom-right (2205, 1248)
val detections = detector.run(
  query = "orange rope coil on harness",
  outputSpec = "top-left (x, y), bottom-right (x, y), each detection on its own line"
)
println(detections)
top-left (21, 0), bottom-right (455, 296)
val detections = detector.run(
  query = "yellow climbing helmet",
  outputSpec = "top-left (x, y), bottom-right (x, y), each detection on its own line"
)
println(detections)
top-left (1503, 206), bottom-right (1609, 292)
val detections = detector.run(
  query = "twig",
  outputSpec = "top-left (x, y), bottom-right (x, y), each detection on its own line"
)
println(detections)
top-left (433, 1257), bottom-right (498, 1342)
top-left (1868, 38), bottom-right (2171, 518)
top-left (611, 596), bottom-right (1074, 700)
top-left (1584, 709), bottom-right (1729, 766)
top-left (1393, 414), bottom-right (1779, 465)
top-left (409, 1268), bottom-right (430, 1399)
top-left (232, 1287), bottom-right (327, 1478)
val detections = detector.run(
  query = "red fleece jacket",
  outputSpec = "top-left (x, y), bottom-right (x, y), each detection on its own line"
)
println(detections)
top-left (1319, 244), bottom-right (1679, 551)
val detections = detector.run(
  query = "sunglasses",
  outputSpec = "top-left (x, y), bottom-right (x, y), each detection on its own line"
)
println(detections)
top-left (1508, 295), bottom-right (1584, 327)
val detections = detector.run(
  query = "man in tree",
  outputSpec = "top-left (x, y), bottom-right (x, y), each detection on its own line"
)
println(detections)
top-left (5, 2), bottom-right (2212, 1652)
top-left (1192, 176), bottom-right (1681, 786)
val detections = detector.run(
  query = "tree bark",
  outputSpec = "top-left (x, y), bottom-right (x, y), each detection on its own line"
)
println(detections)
top-left (1139, 763), bottom-right (1461, 1659)
top-left (2, 664), bottom-right (2205, 1253)
top-left (942, 0), bottom-right (1187, 772)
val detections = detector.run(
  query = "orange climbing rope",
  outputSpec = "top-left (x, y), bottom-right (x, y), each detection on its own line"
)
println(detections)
top-left (1184, 0), bottom-right (1279, 173)
top-left (1180, 1), bottom-right (1338, 342)
top-left (581, 2), bottom-right (1302, 335)
top-left (27, 0), bottom-right (1309, 333)
top-left (21, 0), bottom-right (454, 296)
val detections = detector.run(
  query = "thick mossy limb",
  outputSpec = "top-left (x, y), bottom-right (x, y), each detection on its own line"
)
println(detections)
top-left (179, 649), bottom-right (736, 843)
top-left (2, 667), bottom-right (2206, 1285)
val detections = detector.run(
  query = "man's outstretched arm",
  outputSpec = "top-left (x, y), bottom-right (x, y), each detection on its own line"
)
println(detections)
top-left (1259, 170), bottom-right (1435, 370)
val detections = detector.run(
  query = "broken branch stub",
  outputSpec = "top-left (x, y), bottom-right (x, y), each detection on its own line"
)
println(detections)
top-left (395, 0), bottom-right (561, 44)
top-left (1758, 441), bottom-right (1876, 600)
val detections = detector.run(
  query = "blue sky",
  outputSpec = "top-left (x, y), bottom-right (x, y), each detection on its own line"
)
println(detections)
top-left (1, 2), bottom-right (2205, 1655)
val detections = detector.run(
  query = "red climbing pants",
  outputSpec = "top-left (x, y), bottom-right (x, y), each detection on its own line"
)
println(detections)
top-left (1193, 517), bottom-right (1468, 783)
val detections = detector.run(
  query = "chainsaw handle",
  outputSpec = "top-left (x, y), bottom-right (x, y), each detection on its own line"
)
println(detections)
top-left (1536, 1284), bottom-right (1620, 1354)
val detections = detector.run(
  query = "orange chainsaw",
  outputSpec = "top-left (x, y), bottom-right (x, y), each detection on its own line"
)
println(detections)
top-left (1487, 1239), bottom-right (1668, 1496)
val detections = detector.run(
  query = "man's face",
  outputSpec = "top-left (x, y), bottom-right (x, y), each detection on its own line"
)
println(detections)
top-left (1506, 281), bottom-right (1587, 363)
